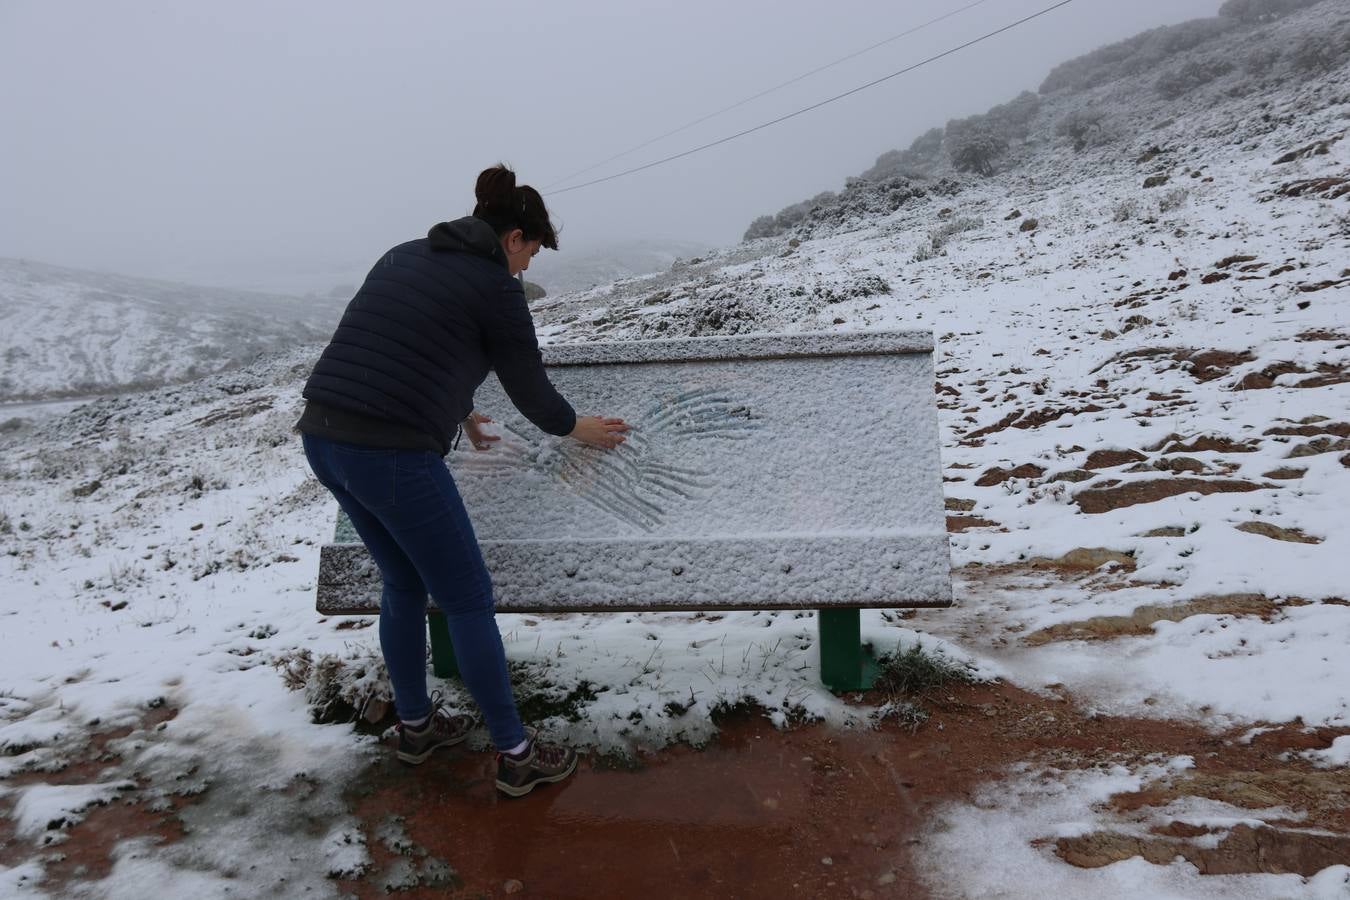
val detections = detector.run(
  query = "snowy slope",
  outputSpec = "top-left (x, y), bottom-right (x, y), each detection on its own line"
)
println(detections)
top-left (0, 259), bottom-right (342, 403)
top-left (1, 2), bottom-right (1348, 897)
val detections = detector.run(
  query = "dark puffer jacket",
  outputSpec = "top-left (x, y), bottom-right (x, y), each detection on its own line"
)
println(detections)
top-left (298, 216), bottom-right (576, 455)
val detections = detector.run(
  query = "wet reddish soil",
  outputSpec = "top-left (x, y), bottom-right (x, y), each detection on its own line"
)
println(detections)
top-left (5, 686), bottom-right (1347, 898)
top-left (340, 682), bottom-right (1350, 898)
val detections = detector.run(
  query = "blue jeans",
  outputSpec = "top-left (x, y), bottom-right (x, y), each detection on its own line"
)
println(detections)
top-left (302, 433), bottom-right (525, 751)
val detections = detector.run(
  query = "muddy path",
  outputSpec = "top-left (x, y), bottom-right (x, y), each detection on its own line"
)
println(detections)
top-left (8, 681), bottom-right (1344, 898)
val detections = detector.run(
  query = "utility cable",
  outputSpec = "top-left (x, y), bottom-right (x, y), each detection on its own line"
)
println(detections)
top-left (544, 0), bottom-right (996, 190)
top-left (547, 0), bottom-right (1075, 197)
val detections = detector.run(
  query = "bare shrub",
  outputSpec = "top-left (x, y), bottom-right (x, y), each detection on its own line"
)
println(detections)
top-left (1056, 110), bottom-right (1108, 152)
top-left (1159, 187), bottom-right (1191, 213)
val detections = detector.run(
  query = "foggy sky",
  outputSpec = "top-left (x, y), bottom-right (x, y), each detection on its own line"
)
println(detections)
top-left (1, 0), bottom-right (1219, 294)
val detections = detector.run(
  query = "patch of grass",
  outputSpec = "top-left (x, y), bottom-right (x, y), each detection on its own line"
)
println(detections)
top-left (708, 695), bottom-right (759, 726)
top-left (507, 660), bottom-right (598, 724)
top-left (874, 642), bottom-right (979, 698)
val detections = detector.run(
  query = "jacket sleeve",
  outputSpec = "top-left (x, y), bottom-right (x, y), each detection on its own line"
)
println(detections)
top-left (483, 280), bottom-right (578, 437)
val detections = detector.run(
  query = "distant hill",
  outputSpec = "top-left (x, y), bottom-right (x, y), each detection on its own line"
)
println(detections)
top-left (0, 258), bottom-right (342, 402)
top-left (525, 239), bottom-right (713, 295)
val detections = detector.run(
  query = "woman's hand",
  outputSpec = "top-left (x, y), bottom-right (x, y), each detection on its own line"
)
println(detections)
top-left (463, 411), bottom-right (501, 451)
top-left (569, 415), bottom-right (630, 449)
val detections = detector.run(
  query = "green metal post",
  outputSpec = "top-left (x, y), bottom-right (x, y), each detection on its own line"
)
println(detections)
top-left (427, 610), bottom-right (461, 680)
top-left (818, 608), bottom-right (879, 692)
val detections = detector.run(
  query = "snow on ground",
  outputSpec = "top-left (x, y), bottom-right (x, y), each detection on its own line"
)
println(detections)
top-left (2, 3), bottom-right (1348, 896)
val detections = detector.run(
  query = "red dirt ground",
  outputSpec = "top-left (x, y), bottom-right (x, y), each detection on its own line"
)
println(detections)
top-left (4, 684), bottom-right (1347, 899)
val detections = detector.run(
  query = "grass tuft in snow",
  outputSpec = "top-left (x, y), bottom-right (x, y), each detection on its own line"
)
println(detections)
top-left (874, 641), bottom-right (981, 699)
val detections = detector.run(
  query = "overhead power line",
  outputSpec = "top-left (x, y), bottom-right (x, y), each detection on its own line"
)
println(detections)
top-left (547, 0), bottom-right (1076, 198)
top-left (544, 0), bottom-right (996, 191)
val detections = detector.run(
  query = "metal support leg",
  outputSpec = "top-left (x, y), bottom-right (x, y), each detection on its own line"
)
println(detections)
top-left (427, 609), bottom-right (460, 680)
top-left (818, 608), bottom-right (879, 692)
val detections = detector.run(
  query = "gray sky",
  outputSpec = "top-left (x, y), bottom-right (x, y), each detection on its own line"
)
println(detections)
top-left (1, 0), bottom-right (1219, 293)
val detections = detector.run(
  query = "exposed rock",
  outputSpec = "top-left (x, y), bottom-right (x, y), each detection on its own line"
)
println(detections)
top-left (1024, 594), bottom-right (1275, 644)
top-left (1074, 478), bottom-right (1269, 514)
top-left (1264, 422), bottom-right (1350, 438)
top-left (1154, 434), bottom-right (1258, 454)
top-left (1140, 526), bottom-right (1187, 537)
top-left (1288, 437), bottom-right (1350, 458)
top-left (1057, 825), bottom-right (1350, 877)
top-left (72, 479), bottom-right (102, 497)
top-left (947, 515), bottom-right (1001, 533)
top-left (1296, 328), bottom-right (1349, 342)
top-left (1084, 449), bottom-right (1147, 469)
top-left (1215, 254), bottom-right (1258, 269)
top-left (975, 463), bottom-right (1045, 487)
top-left (944, 497), bottom-right (976, 512)
top-left (1233, 360), bottom-right (1307, 390)
top-left (1261, 467), bottom-right (1305, 480)
top-left (1027, 547), bottom-right (1136, 572)
top-left (1019, 218), bottom-right (1039, 232)
top-left (1274, 176), bottom-right (1350, 200)
top-left (1185, 349), bottom-right (1255, 382)
top-left (1272, 134), bottom-right (1342, 165)
top-left (1143, 174), bottom-right (1169, 188)
top-left (1235, 521), bottom-right (1322, 544)
top-left (1048, 469), bottom-right (1096, 483)
top-left (1151, 456), bottom-right (1208, 474)
top-left (1201, 271), bottom-right (1231, 284)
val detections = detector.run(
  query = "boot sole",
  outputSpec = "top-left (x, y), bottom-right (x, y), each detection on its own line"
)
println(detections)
top-left (495, 757), bottom-right (578, 797)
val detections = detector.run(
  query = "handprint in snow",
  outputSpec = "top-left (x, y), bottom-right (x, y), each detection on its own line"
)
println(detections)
top-left (454, 387), bottom-right (763, 532)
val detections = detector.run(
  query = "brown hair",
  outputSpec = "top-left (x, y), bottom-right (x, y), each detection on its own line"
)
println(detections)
top-left (472, 164), bottom-right (558, 250)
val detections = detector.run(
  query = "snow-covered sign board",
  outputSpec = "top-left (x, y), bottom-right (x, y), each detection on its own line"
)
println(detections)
top-left (318, 330), bottom-right (952, 613)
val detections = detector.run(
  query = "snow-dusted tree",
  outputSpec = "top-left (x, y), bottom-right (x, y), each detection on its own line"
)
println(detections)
top-left (1156, 58), bottom-right (1234, 99)
top-left (743, 215), bottom-right (779, 241)
top-left (1219, 0), bottom-right (1320, 23)
top-left (949, 129), bottom-right (1008, 177)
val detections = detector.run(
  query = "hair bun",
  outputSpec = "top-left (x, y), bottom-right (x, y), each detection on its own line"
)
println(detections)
top-left (474, 164), bottom-right (517, 212)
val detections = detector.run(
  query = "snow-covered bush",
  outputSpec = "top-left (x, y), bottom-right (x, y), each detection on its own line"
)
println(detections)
top-left (1290, 33), bottom-right (1343, 74)
top-left (1056, 109), bottom-right (1109, 152)
top-left (1219, 0), bottom-right (1321, 23)
top-left (1040, 17), bottom-right (1235, 94)
top-left (274, 645), bottom-right (393, 726)
top-left (1156, 58), bottom-right (1235, 99)
top-left (1158, 186), bottom-right (1191, 213)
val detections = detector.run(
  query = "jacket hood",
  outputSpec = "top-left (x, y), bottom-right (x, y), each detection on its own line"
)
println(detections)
top-left (427, 216), bottom-right (508, 268)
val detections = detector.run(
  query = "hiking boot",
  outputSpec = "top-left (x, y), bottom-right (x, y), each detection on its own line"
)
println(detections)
top-left (495, 726), bottom-right (578, 797)
top-left (395, 691), bottom-right (475, 765)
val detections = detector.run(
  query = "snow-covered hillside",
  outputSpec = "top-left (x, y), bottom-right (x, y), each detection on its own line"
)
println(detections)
top-left (525, 237), bottom-right (713, 295)
top-left (0, 259), bottom-right (342, 403)
top-left (1, 2), bottom-right (1347, 896)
